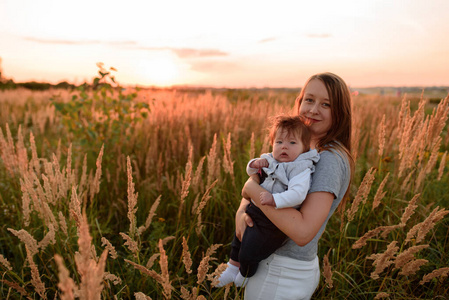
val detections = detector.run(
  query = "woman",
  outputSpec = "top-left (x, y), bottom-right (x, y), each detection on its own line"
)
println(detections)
top-left (238, 72), bottom-right (354, 299)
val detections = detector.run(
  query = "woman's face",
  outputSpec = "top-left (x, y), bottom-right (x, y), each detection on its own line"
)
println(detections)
top-left (298, 79), bottom-right (332, 141)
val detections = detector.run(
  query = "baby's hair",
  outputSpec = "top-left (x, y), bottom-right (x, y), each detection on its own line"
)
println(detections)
top-left (269, 115), bottom-right (311, 151)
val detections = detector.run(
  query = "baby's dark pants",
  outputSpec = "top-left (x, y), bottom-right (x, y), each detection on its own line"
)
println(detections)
top-left (230, 202), bottom-right (287, 278)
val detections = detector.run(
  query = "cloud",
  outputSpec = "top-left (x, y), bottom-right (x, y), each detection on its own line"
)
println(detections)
top-left (189, 60), bottom-right (239, 73)
top-left (23, 36), bottom-right (228, 58)
top-left (172, 48), bottom-right (228, 58)
top-left (136, 47), bottom-right (228, 58)
top-left (305, 34), bottom-right (332, 38)
top-left (23, 36), bottom-right (138, 46)
top-left (258, 37), bottom-right (277, 43)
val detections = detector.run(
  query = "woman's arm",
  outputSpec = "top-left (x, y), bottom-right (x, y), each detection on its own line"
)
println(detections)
top-left (242, 179), bottom-right (334, 246)
top-left (235, 198), bottom-right (252, 241)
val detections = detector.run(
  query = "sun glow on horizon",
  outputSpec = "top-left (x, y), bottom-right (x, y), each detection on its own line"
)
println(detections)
top-left (135, 54), bottom-right (180, 87)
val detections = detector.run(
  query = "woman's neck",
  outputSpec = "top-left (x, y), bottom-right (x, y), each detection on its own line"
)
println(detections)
top-left (310, 138), bottom-right (320, 150)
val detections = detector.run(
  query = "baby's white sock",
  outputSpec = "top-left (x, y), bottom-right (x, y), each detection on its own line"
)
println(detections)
top-left (234, 272), bottom-right (248, 287)
top-left (215, 263), bottom-right (239, 287)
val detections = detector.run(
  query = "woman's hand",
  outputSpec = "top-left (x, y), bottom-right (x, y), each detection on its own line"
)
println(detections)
top-left (242, 177), bottom-right (334, 246)
top-left (235, 198), bottom-right (253, 241)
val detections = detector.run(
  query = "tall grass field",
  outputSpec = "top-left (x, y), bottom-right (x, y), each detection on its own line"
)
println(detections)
top-left (0, 69), bottom-right (448, 299)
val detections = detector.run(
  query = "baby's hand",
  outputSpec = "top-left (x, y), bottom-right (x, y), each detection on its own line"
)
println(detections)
top-left (250, 158), bottom-right (269, 169)
top-left (260, 192), bottom-right (276, 206)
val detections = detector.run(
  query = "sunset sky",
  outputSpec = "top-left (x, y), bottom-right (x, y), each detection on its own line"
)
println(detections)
top-left (1, 0), bottom-right (448, 88)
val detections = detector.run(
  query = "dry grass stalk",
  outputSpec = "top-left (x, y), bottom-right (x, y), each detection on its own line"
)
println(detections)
top-left (400, 193), bottom-right (420, 226)
top-left (20, 178), bottom-right (32, 226)
top-left (395, 245), bottom-right (429, 269)
top-left (126, 156), bottom-right (138, 238)
top-left (351, 113), bottom-right (362, 162)
top-left (352, 225), bottom-right (401, 249)
top-left (415, 137), bottom-right (441, 191)
top-left (192, 156), bottom-right (206, 193)
top-left (0, 123), bottom-right (15, 175)
top-left (196, 244), bottom-right (222, 285)
top-left (195, 179), bottom-right (218, 236)
top-left (367, 241), bottom-right (399, 280)
top-left (41, 174), bottom-right (55, 205)
top-left (399, 259), bottom-right (428, 276)
top-left (138, 195), bottom-right (162, 236)
top-left (0, 254), bottom-right (12, 271)
top-left (101, 237), bottom-right (118, 259)
top-left (158, 239), bottom-right (173, 299)
top-left (79, 154), bottom-right (88, 196)
top-left (135, 292), bottom-right (153, 300)
top-left (414, 117), bottom-right (430, 171)
top-left (426, 94), bottom-right (449, 147)
top-left (156, 153), bottom-right (164, 191)
top-left (20, 171), bottom-right (57, 229)
top-left (405, 206), bottom-right (449, 244)
top-left (75, 212), bottom-right (108, 300)
top-left (29, 131), bottom-right (40, 176)
top-left (206, 134), bottom-right (220, 186)
top-left (397, 94), bottom-right (410, 136)
top-left (54, 254), bottom-right (77, 300)
top-left (66, 143), bottom-right (73, 192)
top-left (379, 225), bottom-right (402, 238)
top-left (400, 169), bottom-right (415, 193)
top-left (323, 249), bottom-right (333, 288)
top-left (373, 172), bottom-right (389, 209)
top-left (1, 279), bottom-right (32, 300)
top-left (16, 126), bottom-right (29, 174)
top-left (374, 292), bottom-right (390, 299)
top-left (195, 179), bottom-right (218, 215)
top-left (223, 284), bottom-right (232, 299)
top-left (26, 246), bottom-right (47, 299)
top-left (180, 286), bottom-right (198, 300)
top-left (398, 97), bottom-right (427, 177)
top-left (347, 167), bottom-right (376, 223)
top-left (425, 137), bottom-right (441, 175)
top-left (0, 124), bottom-right (29, 175)
top-left (378, 114), bottom-right (386, 158)
top-left (437, 151), bottom-right (447, 180)
top-left (161, 236), bottom-right (175, 246)
top-left (180, 145), bottom-right (193, 217)
top-left (249, 132), bottom-right (255, 161)
top-left (222, 132), bottom-right (235, 179)
top-left (182, 236), bottom-right (193, 274)
top-left (89, 144), bottom-right (104, 202)
top-left (103, 272), bottom-right (122, 285)
top-left (191, 194), bottom-right (200, 215)
top-left (51, 153), bottom-right (68, 202)
top-left (38, 223), bottom-right (56, 250)
top-left (120, 232), bottom-right (139, 257)
top-left (124, 259), bottom-right (164, 284)
top-left (58, 211), bottom-right (68, 236)
top-left (56, 139), bottom-right (62, 164)
top-left (7, 228), bottom-right (39, 256)
top-left (419, 267), bottom-right (449, 284)
top-left (69, 186), bottom-right (82, 227)
top-left (146, 253), bottom-right (160, 269)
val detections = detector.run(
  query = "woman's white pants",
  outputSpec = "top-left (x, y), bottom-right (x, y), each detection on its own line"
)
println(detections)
top-left (244, 254), bottom-right (320, 300)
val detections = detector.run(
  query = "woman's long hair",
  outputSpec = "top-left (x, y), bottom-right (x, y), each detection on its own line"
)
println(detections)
top-left (295, 72), bottom-right (354, 211)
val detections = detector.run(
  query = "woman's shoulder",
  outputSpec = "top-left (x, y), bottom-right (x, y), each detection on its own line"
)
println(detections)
top-left (318, 148), bottom-right (349, 166)
top-left (310, 146), bottom-right (351, 195)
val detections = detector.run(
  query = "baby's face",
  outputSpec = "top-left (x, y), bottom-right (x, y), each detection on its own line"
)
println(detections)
top-left (272, 129), bottom-right (305, 162)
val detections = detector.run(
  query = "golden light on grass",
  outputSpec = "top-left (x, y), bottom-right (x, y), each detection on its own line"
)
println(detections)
top-left (0, 85), bottom-right (448, 298)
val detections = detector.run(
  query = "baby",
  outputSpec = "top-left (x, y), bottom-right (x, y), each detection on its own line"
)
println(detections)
top-left (216, 115), bottom-right (320, 287)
